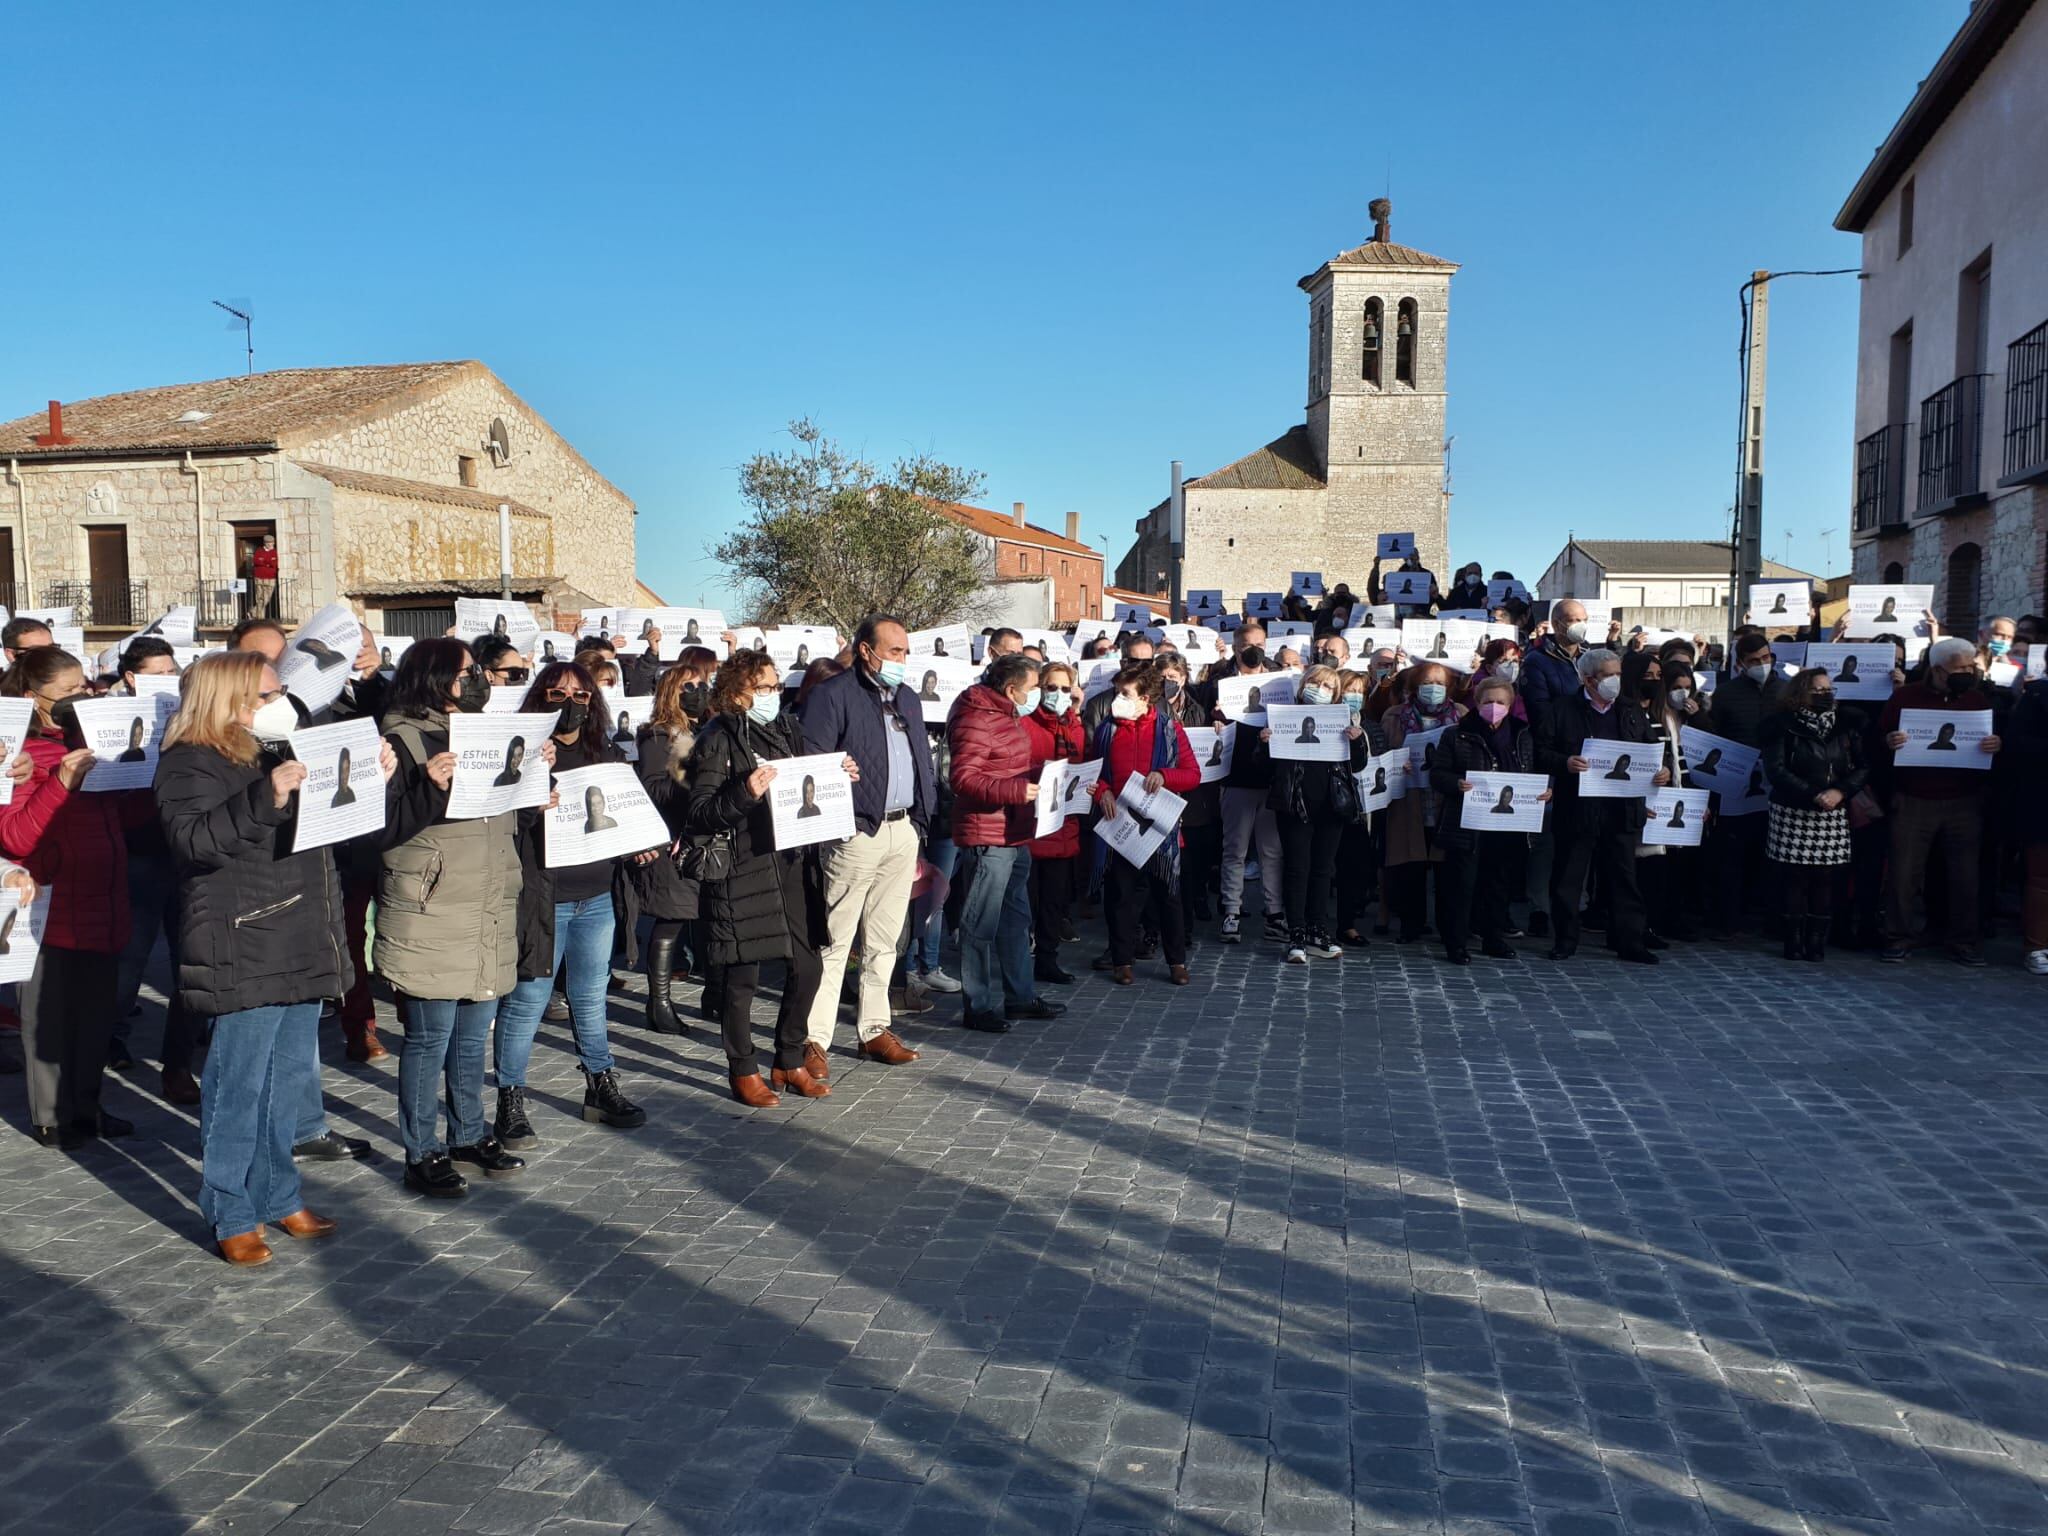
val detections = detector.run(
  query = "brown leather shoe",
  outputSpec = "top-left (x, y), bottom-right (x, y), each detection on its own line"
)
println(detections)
top-left (859, 1029), bottom-right (919, 1065)
top-left (344, 1024), bottom-right (388, 1063)
top-left (1169, 964), bottom-right (1190, 985)
top-left (1113, 965), bottom-right (1135, 986)
top-left (729, 1071), bottom-right (780, 1108)
top-left (771, 1066), bottom-right (832, 1098)
top-left (218, 1230), bottom-right (273, 1267)
top-left (161, 1066), bottom-right (202, 1107)
top-left (276, 1209), bottom-right (337, 1240)
top-left (803, 1042), bottom-right (830, 1082)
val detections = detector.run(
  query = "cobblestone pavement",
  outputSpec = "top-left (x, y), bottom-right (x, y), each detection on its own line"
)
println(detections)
top-left (3, 927), bottom-right (2048, 1536)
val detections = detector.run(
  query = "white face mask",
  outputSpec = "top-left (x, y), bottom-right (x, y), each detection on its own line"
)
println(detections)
top-left (1743, 664), bottom-right (1772, 684)
top-left (1110, 695), bottom-right (1146, 721)
top-left (1564, 622), bottom-right (1590, 647)
top-left (1493, 661), bottom-right (1520, 685)
top-left (1042, 689), bottom-right (1072, 716)
top-left (250, 695), bottom-right (299, 742)
top-left (1302, 685), bottom-right (1334, 705)
top-left (1592, 674), bottom-right (1622, 703)
top-left (1667, 688), bottom-right (1690, 709)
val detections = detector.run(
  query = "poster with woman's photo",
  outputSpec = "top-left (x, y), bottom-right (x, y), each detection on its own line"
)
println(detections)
top-left (1399, 618), bottom-right (1459, 666)
top-left (1679, 725), bottom-right (1769, 813)
top-left (0, 699), bottom-right (33, 805)
top-left (620, 607), bottom-right (725, 661)
top-left (1092, 775), bottom-right (1184, 868)
top-left (1641, 787), bottom-right (1708, 847)
top-left (1034, 758), bottom-right (1102, 839)
top-left (1243, 591), bottom-right (1284, 620)
top-left (543, 763), bottom-right (669, 867)
top-left (1463, 772), bottom-right (1549, 833)
top-left (914, 657), bottom-right (981, 724)
top-left (579, 607), bottom-right (618, 638)
top-left (1577, 738), bottom-right (1659, 799)
top-left (1897, 708), bottom-right (1993, 769)
top-left (765, 626), bottom-right (837, 684)
top-left (446, 712), bottom-right (558, 819)
top-left (1266, 703), bottom-right (1350, 763)
top-left (1356, 752), bottom-right (1396, 814)
top-left (0, 882), bottom-right (51, 986)
top-left (454, 598), bottom-right (543, 657)
top-left (1184, 589), bottom-right (1224, 621)
top-left (768, 752), bottom-right (857, 850)
top-left (1377, 531), bottom-right (1417, 560)
top-left (1212, 669), bottom-right (1300, 726)
top-left (908, 623), bottom-right (971, 659)
top-left (289, 716), bottom-right (386, 852)
top-left (1182, 726), bottom-right (1235, 785)
top-left (373, 633), bottom-right (414, 677)
top-left (1843, 584), bottom-right (1933, 639)
top-left (599, 687), bottom-right (640, 762)
top-left (1383, 570), bottom-right (1434, 605)
top-left (1806, 643), bottom-right (1895, 701)
top-left (1290, 570), bottom-right (1325, 599)
top-left (75, 695), bottom-right (169, 791)
top-left (277, 601), bottom-right (364, 716)
top-left (533, 632), bottom-right (578, 667)
top-left (1403, 724), bottom-right (1450, 780)
top-left (1745, 581), bottom-right (1809, 625)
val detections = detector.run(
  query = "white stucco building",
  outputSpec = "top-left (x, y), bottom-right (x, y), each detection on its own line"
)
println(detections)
top-left (1117, 200), bottom-right (1455, 605)
top-left (1841, 0), bottom-right (2048, 632)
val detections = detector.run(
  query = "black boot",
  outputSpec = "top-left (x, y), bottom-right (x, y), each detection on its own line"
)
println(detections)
top-left (644, 933), bottom-right (686, 1036)
top-left (1783, 920), bottom-right (1804, 962)
top-left (494, 1086), bottom-right (538, 1151)
top-left (1804, 916), bottom-right (1829, 962)
top-left (582, 1067), bottom-right (647, 1129)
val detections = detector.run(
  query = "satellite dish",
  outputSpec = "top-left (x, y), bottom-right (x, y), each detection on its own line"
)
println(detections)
top-left (487, 418), bottom-right (512, 464)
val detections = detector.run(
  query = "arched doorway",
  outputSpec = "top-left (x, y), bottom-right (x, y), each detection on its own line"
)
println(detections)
top-left (1946, 543), bottom-right (1982, 639)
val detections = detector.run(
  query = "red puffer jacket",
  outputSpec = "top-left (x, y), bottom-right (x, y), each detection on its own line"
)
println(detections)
top-left (948, 684), bottom-right (1035, 847)
top-left (3, 729), bottom-right (145, 952)
top-left (1092, 708), bottom-right (1200, 806)
top-left (1022, 704), bottom-right (1086, 859)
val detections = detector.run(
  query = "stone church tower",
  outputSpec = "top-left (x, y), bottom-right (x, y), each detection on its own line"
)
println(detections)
top-left (1116, 201), bottom-right (1458, 604)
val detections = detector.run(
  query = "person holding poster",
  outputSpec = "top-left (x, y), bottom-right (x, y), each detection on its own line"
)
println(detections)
top-left (1330, 670), bottom-right (1390, 946)
top-left (376, 640), bottom-right (540, 1196)
top-left (156, 652), bottom-right (391, 1264)
top-left (628, 668), bottom-right (706, 1036)
top-left (1022, 660), bottom-right (1087, 985)
top-left (1759, 669), bottom-right (1868, 962)
top-left (1088, 663), bottom-right (1199, 985)
top-left (1874, 636), bottom-right (2003, 965)
top-left (1381, 663), bottom-right (1465, 944)
top-left (1535, 648), bottom-right (1668, 964)
top-left (683, 650), bottom-right (835, 1104)
top-left (489, 661), bottom-right (659, 1133)
top-left (1157, 652), bottom-right (1222, 930)
top-left (1264, 666), bottom-right (1368, 965)
top-left (1430, 675), bottom-right (1544, 964)
top-left (1210, 647), bottom-right (1288, 945)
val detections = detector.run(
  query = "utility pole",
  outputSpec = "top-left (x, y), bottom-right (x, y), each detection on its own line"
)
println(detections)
top-left (1730, 272), bottom-right (1769, 641)
top-left (1167, 460), bottom-right (1185, 622)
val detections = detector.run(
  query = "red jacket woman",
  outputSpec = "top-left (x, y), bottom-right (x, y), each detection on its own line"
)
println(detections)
top-left (1021, 667), bottom-right (1086, 985)
top-left (1022, 699), bottom-right (1086, 860)
top-left (1086, 665), bottom-right (1199, 986)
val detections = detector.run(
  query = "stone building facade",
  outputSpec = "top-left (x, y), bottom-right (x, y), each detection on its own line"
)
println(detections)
top-left (1840, 0), bottom-right (2048, 634)
top-left (1118, 201), bottom-right (1457, 607)
top-left (0, 361), bottom-right (635, 636)
top-left (934, 499), bottom-right (1104, 628)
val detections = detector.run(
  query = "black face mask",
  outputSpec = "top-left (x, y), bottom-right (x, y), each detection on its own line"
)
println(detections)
top-left (555, 701), bottom-right (590, 736)
top-left (454, 672), bottom-right (490, 714)
top-left (1162, 679), bottom-right (1183, 701)
top-left (1944, 671), bottom-right (1976, 696)
top-left (679, 682), bottom-right (709, 716)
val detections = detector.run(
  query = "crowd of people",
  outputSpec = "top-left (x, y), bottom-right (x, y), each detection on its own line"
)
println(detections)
top-left (0, 570), bottom-right (2043, 1267)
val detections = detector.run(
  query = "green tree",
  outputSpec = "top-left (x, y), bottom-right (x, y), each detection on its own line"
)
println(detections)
top-left (716, 420), bottom-right (994, 634)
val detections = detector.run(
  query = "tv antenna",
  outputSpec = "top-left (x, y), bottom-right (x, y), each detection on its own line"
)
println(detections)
top-left (212, 299), bottom-right (254, 373)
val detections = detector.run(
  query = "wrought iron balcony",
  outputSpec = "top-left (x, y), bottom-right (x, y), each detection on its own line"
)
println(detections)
top-left (1852, 423), bottom-right (1907, 534)
top-left (193, 578), bottom-right (303, 630)
top-left (2003, 317), bottom-right (2048, 487)
top-left (40, 579), bottom-right (150, 629)
top-left (1917, 373), bottom-right (1988, 515)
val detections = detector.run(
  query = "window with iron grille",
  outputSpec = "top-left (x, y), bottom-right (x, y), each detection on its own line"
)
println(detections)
top-left (2003, 318), bottom-right (2048, 483)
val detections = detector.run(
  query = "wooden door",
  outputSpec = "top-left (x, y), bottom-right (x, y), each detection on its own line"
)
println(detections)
top-left (87, 524), bottom-right (133, 625)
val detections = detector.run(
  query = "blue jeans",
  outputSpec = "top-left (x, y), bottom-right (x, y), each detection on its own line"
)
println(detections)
top-left (957, 844), bottom-right (1035, 1014)
top-left (493, 897), bottom-right (618, 1086)
top-left (199, 1003), bottom-right (317, 1240)
top-left (917, 835), bottom-right (958, 972)
top-left (395, 996), bottom-right (492, 1161)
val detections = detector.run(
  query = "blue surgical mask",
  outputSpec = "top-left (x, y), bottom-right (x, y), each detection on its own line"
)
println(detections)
top-left (1303, 685), bottom-right (1334, 705)
top-left (876, 658), bottom-right (907, 690)
top-left (1417, 683), bottom-right (1447, 710)
top-left (1042, 689), bottom-right (1072, 716)
top-left (746, 692), bottom-right (781, 725)
top-left (1017, 688), bottom-right (1041, 716)
top-left (1988, 638), bottom-right (2012, 658)
top-left (1345, 694), bottom-right (1364, 717)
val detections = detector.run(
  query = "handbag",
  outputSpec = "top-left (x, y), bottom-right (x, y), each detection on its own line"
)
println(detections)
top-left (676, 829), bottom-right (735, 883)
top-left (1846, 787), bottom-right (1885, 830)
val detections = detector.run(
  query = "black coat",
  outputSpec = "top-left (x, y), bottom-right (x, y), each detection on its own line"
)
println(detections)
top-left (1430, 712), bottom-right (1537, 853)
top-left (683, 711), bottom-right (823, 966)
top-left (634, 721), bottom-right (699, 921)
top-left (2009, 680), bottom-right (2048, 846)
top-left (154, 742), bottom-right (352, 1017)
top-left (1269, 717), bottom-right (1374, 824)
top-left (1535, 692), bottom-right (1656, 831)
top-left (1759, 710), bottom-right (1869, 811)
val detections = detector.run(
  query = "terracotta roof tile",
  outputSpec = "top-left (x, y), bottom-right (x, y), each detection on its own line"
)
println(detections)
top-left (1567, 539), bottom-right (1815, 580)
top-left (931, 500), bottom-right (1099, 558)
top-left (1187, 426), bottom-right (1326, 491)
top-left (1299, 237), bottom-right (1458, 289)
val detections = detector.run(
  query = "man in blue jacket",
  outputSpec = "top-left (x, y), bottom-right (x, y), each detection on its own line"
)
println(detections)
top-left (797, 614), bottom-right (935, 1071)
top-left (1516, 597), bottom-right (1591, 938)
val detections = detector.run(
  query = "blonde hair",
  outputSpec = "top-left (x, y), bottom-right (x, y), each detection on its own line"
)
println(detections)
top-left (161, 651), bottom-right (267, 766)
top-left (1298, 664), bottom-right (1346, 701)
top-left (1039, 661), bottom-right (1076, 691)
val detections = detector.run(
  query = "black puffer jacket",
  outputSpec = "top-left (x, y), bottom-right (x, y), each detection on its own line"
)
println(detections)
top-left (635, 721), bottom-right (699, 920)
top-left (1760, 709), bottom-right (1870, 811)
top-left (683, 710), bottom-right (822, 966)
top-left (1430, 711), bottom-right (1537, 853)
top-left (155, 741), bottom-right (351, 1016)
top-left (1269, 717), bottom-right (1374, 823)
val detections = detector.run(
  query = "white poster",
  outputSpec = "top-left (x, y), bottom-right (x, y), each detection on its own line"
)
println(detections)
top-left (1033, 757), bottom-right (1102, 839)
top-left (908, 624), bottom-right (971, 659)
top-left (1079, 655), bottom-right (1123, 702)
top-left (621, 607), bottom-right (726, 661)
top-left (1843, 585), bottom-right (1933, 640)
top-left (1357, 754), bottom-right (1396, 813)
top-left (1680, 725), bottom-right (1768, 813)
top-left (454, 598), bottom-right (542, 656)
top-left (1577, 738), bottom-right (1659, 799)
top-left (1377, 532), bottom-right (1417, 560)
top-left (1184, 590), bottom-right (1225, 621)
top-left (1017, 627), bottom-right (1073, 662)
top-left (768, 752), bottom-right (856, 850)
top-left (50, 625), bottom-right (86, 659)
top-left (483, 684), bottom-right (530, 714)
top-left (1774, 640), bottom-right (1809, 678)
top-left (543, 762), bottom-right (669, 866)
top-left (1746, 582), bottom-right (1809, 625)
top-left (1264, 620), bottom-right (1313, 642)
top-left (1463, 772), bottom-right (1548, 833)
top-left (0, 884), bottom-right (51, 986)
top-left (599, 687), bottom-right (640, 762)
top-left (1342, 628), bottom-right (1405, 667)
top-left (1641, 787), bottom-right (1708, 847)
top-left (1161, 624), bottom-right (1221, 660)
top-left (289, 717), bottom-right (385, 852)
top-left (74, 695), bottom-right (167, 791)
top-left (1384, 570), bottom-right (1433, 606)
top-left (1896, 708), bottom-right (1993, 769)
top-left (1213, 670), bottom-right (1300, 726)
top-left (1383, 752), bottom-right (1412, 803)
top-left (18, 606), bottom-right (73, 627)
top-left (1486, 578), bottom-right (1530, 608)
top-left (1403, 724), bottom-right (1451, 781)
top-left (1806, 643), bottom-right (1894, 701)
top-left (579, 607), bottom-right (619, 639)
top-left (276, 601), bottom-right (363, 716)
top-left (914, 657), bottom-right (981, 725)
top-left (446, 712), bottom-right (557, 819)
top-left (1243, 591), bottom-right (1283, 620)
top-left (373, 634), bottom-right (414, 676)
top-left (533, 632), bottom-right (578, 667)
top-left (1092, 774), bottom-right (1184, 867)
top-left (128, 605), bottom-right (199, 648)
top-left (1290, 570), bottom-right (1324, 599)
top-left (1183, 725), bottom-right (1235, 785)
top-left (1266, 703), bottom-right (1350, 762)
top-left (0, 698), bottom-right (34, 805)
top-left (765, 626), bottom-right (837, 684)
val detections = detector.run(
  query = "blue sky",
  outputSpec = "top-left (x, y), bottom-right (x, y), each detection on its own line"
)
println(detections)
top-left (3, 1), bottom-right (1964, 606)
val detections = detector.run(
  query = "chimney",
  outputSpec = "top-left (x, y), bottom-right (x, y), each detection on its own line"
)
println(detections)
top-left (31, 400), bottom-right (73, 447)
top-left (1011, 500), bottom-right (1027, 527)
top-left (1065, 511), bottom-right (1081, 543)
top-left (1370, 196), bottom-right (1392, 244)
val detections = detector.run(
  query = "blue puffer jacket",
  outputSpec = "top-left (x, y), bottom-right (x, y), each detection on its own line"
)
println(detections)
top-left (1520, 638), bottom-right (1581, 725)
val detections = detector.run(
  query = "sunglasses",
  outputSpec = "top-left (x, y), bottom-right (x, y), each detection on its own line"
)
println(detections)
top-left (493, 667), bottom-right (532, 684)
top-left (545, 687), bottom-right (593, 704)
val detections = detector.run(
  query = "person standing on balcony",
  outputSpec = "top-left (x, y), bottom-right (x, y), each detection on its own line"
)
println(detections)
top-left (250, 534), bottom-right (280, 620)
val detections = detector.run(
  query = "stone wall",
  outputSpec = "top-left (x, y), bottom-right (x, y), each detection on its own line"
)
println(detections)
top-left (330, 487), bottom-right (552, 596)
top-left (1850, 488), bottom-right (2044, 630)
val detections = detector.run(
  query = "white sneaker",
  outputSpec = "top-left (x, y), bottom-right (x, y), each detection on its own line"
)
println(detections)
top-left (1285, 945), bottom-right (1308, 965)
top-left (2028, 949), bottom-right (2048, 976)
top-left (920, 968), bottom-right (963, 994)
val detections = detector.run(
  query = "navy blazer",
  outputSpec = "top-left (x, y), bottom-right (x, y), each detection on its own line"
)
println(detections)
top-left (796, 664), bottom-right (937, 834)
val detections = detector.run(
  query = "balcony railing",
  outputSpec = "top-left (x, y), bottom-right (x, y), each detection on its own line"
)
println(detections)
top-left (194, 578), bottom-right (303, 630)
top-left (1918, 373), bottom-right (1987, 514)
top-left (1852, 423), bottom-right (1907, 533)
top-left (41, 579), bottom-right (150, 629)
top-left (2004, 318), bottom-right (2048, 486)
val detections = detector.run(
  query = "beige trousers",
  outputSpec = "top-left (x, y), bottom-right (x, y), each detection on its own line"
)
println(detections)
top-left (806, 816), bottom-right (920, 1046)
